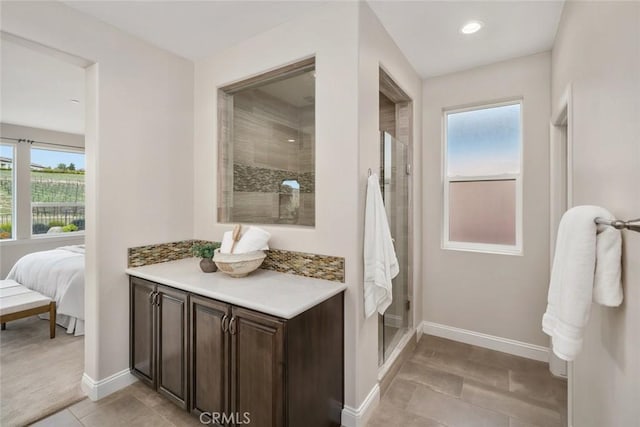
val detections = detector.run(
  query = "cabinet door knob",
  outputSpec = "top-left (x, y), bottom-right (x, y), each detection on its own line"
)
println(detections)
top-left (221, 314), bottom-right (229, 333)
top-left (154, 292), bottom-right (160, 306)
top-left (228, 317), bottom-right (236, 335)
top-left (148, 290), bottom-right (155, 304)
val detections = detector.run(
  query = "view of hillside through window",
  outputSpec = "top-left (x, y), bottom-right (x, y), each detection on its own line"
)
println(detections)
top-left (0, 144), bottom-right (14, 240)
top-left (31, 147), bottom-right (85, 235)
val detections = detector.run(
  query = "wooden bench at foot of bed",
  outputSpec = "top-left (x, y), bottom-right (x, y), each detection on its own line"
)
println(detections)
top-left (0, 280), bottom-right (56, 339)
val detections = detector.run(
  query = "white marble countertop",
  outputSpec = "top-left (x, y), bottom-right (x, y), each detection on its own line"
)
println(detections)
top-left (126, 258), bottom-right (346, 319)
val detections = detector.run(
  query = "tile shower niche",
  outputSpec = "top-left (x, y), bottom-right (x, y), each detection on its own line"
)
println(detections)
top-left (218, 58), bottom-right (315, 226)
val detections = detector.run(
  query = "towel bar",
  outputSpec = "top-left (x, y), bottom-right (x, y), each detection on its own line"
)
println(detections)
top-left (595, 217), bottom-right (640, 233)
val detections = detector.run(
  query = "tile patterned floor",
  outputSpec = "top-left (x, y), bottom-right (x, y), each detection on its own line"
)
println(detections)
top-left (33, 335), bottom-right (567, 427)
top-left (31, 382), bottom-right (201, 427)
top-left (367, 335), bottom-right (567, 427)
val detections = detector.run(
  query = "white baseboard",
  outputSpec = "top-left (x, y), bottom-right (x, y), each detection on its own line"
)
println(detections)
top-left (341, 383), bottom-right (380, 427)
top-left (81, 369), bottom-right (138, 401)
top-left (419, 321), bottom-right (549, 362)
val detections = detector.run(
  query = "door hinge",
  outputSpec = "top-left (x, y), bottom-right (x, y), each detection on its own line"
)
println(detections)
top-left (406, 163), bottom-right (412, 175)
top-left (406, 300), bottom-right (411, 311)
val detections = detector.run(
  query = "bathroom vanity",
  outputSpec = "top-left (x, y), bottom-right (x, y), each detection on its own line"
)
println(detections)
top-left (126, 258), bottom-right (345, 427)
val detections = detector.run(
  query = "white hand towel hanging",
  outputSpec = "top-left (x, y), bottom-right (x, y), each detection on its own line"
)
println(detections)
top-left (542, 205), bottom-right (623, 361)
top-left (364, 173), bottom-right (399, 318)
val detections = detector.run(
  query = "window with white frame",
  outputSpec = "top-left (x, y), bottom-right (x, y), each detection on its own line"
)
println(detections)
top-left (0, 143), bottom-right (15, 240)
top-left (0, 142), bottom-right (85, 241)
top-left (443, 101), bottom-right (522, 254)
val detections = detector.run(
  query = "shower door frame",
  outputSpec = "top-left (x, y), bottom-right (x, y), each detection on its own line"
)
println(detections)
top-left (378, 67), bottom-right (414, 368)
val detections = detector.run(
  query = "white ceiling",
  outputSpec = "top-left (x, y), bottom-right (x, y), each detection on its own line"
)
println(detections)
top-left (1, 38), bottom-right (85, 134)
top-left (63, 1), bottom-right (328, 61)
top-left (1, 1), bottom-right (564, 135)
top-left (64, 1), bottom-right (564, 78)
top-left (368, 1), bottom-right (565, 77)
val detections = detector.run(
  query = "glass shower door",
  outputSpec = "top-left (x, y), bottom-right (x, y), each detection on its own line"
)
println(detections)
top-left (378, 131), bottom-right (410, 365)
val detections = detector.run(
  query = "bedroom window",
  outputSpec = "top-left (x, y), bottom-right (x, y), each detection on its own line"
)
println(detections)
top-left (443, 100), bottom-right (522, 254)
top-left (0, 143), bottom-right (15, 240)
top-left (30, 147), bottom-right (85, 236)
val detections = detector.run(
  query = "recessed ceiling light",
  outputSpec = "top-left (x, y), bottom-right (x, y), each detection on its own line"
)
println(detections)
top-left (70, 99), bottom-right (80, 104)
top-left (287, 139), bottom-right (296, 142)
top-left (460, 20), bottom-right (484, 35)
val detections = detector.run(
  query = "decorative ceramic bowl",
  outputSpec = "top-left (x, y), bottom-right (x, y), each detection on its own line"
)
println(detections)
top-left (213, 249), bottom-right (266, 278)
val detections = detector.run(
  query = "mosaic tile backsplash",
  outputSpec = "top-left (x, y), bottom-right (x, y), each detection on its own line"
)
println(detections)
top-left (262, 249), bottom-right (344, 282)
top-left (127, 240), bottom-right (211, 268)
top-left (128, 240), bottom-right (344, 283)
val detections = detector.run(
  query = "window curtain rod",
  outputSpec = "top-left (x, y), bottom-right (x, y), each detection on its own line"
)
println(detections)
top-left (0, 136), bottom-right (79, 150)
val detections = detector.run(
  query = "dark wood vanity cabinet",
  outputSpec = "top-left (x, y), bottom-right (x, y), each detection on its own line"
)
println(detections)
top-left (230, 306), bottom-right (286, 427)
top-left (189, 295), bottom-right (230, 419)
top-left (130, 277), bottom-right (188, 409)
top-left (130, 276), bottom-right (344, 427)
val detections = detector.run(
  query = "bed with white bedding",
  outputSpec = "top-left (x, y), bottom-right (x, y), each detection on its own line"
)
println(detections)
top-left (5, 245), bottom-right (85, 336)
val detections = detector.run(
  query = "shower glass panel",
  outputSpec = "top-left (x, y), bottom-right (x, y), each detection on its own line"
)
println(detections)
top-left (378, 131), bottom-right (410, 365)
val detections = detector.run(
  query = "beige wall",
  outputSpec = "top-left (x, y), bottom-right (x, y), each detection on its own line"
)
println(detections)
top-left (422, 52), bottom-right (551, 347)
top-left (194, 1), bottom-right (363, 409)
top-left (358, 3), bottom-right (423, 420)
top-left (0, 123), bottom-right (85, 278)
top-left (552, 2), bottom-right (640, 425)
top-left (1, 1), bottom-right (195, 385)
top-left (194, 3), bottom-right (422, 419)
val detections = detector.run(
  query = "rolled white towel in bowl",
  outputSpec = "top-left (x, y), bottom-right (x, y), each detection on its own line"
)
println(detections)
top-left (220, 231), bottom-right (234, 254)
top-left (234, 226), bottom-right (270, 254)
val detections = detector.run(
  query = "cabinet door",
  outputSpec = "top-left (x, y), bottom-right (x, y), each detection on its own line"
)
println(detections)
top-left (130, 277), bottom-right (156, 388)
top-left (157, 285), bottom-right (188, 409)
top-left (230, 307), bottom-right (285, 427)
top-left (189, 296), bottom-right (231, 421)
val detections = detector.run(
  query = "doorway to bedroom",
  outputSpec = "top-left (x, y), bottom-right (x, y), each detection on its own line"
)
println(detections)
top-left (0, 33), bottom-right (91, 426)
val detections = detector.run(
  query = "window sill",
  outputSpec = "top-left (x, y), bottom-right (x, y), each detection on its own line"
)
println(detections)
top-left (0, 233), bottom-right (84, 247)
top-left (442, 242), bottom-right (522, 256)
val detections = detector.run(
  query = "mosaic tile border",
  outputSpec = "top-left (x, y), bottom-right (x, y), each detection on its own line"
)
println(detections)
top-left (127, 240), bottom-right (211, 268)
top-left (127, 240), bottom-right (345, 283)
top-left (234, 164), bottom-right (314, 193)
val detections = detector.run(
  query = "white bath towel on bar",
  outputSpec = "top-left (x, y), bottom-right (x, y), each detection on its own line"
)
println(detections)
top-left (542, 205), bottom-right (623, 361)
top-left (364, 173), bottom-right (399, 318)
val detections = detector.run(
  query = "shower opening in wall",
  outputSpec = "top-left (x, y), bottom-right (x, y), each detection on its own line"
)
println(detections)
top-left (217, 57), bottom-right (315, 226)
top-left (378, 69), bottom-right (412, 366)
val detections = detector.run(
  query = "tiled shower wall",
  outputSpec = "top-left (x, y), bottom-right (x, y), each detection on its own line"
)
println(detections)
top-left (229, 89), bottom-right (315, 226)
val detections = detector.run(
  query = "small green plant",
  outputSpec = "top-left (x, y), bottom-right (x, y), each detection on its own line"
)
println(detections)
top-left (191, 242), bottom-right (220, 259)
top-left (48, 220), bottom-right (65, 227)
top-left (0, 222), bottom-right (11, 233)
top-left (62, 224), bottom-right (79, 232)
